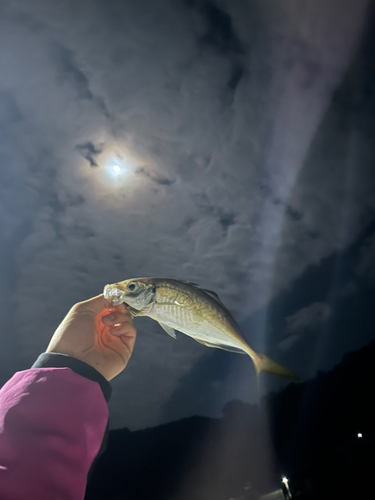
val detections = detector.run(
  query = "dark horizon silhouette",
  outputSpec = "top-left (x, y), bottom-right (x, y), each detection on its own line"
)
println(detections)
top-left (85, 339), bottom-right (375, 500)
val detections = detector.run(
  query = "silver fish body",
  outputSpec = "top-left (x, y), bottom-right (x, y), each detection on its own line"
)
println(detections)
top-left (104, 278), bottom-right (297, 379)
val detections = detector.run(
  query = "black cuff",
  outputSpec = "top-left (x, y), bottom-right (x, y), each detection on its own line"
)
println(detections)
top-left (32, 353), bottom-right (112, 403)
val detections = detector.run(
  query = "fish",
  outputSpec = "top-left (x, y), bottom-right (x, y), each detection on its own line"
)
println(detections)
top-left (104, 278), bottom-right (297, 380)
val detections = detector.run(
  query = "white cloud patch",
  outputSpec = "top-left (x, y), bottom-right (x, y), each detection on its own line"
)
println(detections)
top-left (286, 302), bottom-right (330, 335)
top-left (0, 0), bottom-right (372, 428)
top-left (278, 335), bottom-right (300, 352)
top-left (278, 302), bottom-right (330, 351)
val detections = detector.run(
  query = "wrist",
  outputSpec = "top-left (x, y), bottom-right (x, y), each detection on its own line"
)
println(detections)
top-left (31, 353), bottom-right (112, 402)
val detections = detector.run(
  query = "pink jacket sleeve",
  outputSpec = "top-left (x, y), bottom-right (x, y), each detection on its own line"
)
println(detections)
top-left (0, 367), bottom-right (109, 500)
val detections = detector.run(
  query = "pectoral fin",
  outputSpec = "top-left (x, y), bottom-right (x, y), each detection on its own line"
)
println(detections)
top-left (194, 338), bottom-right (245, 354)
top-left (158, 322), bottom-right (177, 339)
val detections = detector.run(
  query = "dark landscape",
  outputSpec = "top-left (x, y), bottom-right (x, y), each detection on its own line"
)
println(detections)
top-left (86, 340), bottom-right (375, 500)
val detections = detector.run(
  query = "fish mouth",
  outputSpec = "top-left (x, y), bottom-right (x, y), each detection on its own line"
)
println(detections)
top-left (103, 284), bottom-right (126, 307)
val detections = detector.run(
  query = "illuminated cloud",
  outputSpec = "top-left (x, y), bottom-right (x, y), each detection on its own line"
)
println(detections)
top-left (0, 0), bottom-right (372, 429)
top-left (278, 302), bottom-right (330, 352)
top-left (285, 303), bottom-right (331, 335)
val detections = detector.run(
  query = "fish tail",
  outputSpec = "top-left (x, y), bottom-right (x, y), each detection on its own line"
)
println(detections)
top-left (246, 347), bottom-right (298, 380)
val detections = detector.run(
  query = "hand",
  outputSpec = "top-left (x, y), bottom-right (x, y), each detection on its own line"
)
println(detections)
top-left (46, 294), bottom-right (136, 381)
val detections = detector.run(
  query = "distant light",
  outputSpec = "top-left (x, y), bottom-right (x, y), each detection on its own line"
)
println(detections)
top-left (358, 433), bottom-right (363, 438)
top-left (282, 477), bottom-right (289, 485)
top-left (112, 165), bottom-right (121, 173)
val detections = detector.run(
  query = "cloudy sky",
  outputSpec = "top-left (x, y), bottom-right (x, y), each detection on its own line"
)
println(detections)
top-left (1, 0), bottom-right (375, 430)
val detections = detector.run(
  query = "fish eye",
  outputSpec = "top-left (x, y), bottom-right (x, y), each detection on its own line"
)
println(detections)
top-left (128, 282), bottom-right (137, 292)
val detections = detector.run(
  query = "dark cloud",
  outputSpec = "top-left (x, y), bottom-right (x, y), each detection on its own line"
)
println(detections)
top-left (227, 63), bottom-right (245, 93)
top-left (51, 44), bottom-right (94, 100)
top-left (191, 192), bottom-right (235, 233)
top-left (222, 62), bottom-right (246, 105)
top-left (199, 2), bottom-right (245, 55)
top-left (75, 141), bottom-right (102, 167)
top-left (135, 166), bottom-right (175, 186)
top-left (285, 205), bottom-right (303, 222)
top-left (64, 193), bottom-right (85, 207)
top-left (219, 212), bottom-right (235, 229)
top-left (51, 43), bottom-right (109, 116)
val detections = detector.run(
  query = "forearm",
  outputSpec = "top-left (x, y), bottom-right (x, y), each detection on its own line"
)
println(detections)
top-left (0, 355), bottom-right (111, 500)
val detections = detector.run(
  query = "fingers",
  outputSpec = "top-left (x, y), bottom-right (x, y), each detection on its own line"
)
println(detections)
top-left (76, 294), bottom-right (112, 315)
top-left (101, 307), bottom-right (136, 341)
top-left (109, 322), bottom-right (137, 338)
top-left (76, 295), bottom-right (130, 317)
top-left (101, 309), bottom-right (132, 327)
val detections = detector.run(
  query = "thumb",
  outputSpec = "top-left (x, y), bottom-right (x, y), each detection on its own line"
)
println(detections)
top-left (77, 294), bottom-right (112, 315)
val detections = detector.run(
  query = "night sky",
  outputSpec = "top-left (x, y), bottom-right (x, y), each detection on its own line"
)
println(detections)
top-left (1, 0), bottom-right (375, 432)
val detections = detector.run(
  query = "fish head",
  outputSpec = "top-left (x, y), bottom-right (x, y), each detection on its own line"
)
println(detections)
top-left (104, 278), bottom-right (156, 310)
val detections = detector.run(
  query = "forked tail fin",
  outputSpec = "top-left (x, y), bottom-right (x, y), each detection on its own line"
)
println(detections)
top-left (247, 347), bottom-right (299, 381)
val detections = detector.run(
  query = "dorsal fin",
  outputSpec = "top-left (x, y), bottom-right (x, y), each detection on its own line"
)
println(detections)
top-left (171, 279), bottom-right (199, 286)
top-left (169, 280), bottom-right (226, 307)
top-left (201, 288), bottom-right (226, 307)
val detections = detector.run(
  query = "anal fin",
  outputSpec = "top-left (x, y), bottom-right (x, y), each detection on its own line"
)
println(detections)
top-left (194, 338), bottom-right (245, 354)
top-left (158, 322), bottom-right (177, 339)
